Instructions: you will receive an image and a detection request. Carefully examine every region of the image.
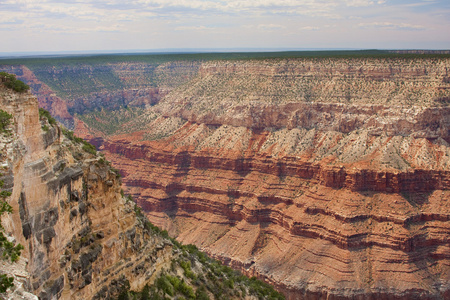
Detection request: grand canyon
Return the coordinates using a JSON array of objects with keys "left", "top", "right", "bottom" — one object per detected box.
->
[{"left": 1, "top": 50, "right": 450, "bottom": 299}]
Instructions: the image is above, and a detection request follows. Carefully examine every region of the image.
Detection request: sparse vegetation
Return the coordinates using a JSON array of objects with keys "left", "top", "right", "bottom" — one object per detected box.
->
[
  {"left": 0, "top": 176, "right": 24, "bottom": 293},
  {"left": 39, "top": 108, "right": 57, "bottom": 125},
  {"left": 76, "top": 107, "right": 146, "bottom": 136},
  {"left": 0, "top": 72, "right": 29, "bottom": 93},
  {"left": 62, "top": 128, "right": 97, "bottom": 156},
  {"left": 120, "top": 196, "right": 285, "bottom": 300},
  {"left": 0, "top": 110, "right": 12, "bottom": 133}
]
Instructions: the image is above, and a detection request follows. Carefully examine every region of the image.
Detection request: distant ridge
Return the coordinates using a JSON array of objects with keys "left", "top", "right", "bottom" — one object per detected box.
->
[
  {"left": 1, "top": 48, "right": 449, "bottom": 59},
  {"left": 388, "top": 50, "right": 450, "bottom": 54}
]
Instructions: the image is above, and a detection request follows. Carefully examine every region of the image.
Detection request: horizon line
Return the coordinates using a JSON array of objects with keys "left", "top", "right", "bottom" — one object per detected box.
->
[{"left": 1, "top": 47, "right": 450, "bottom": 58}]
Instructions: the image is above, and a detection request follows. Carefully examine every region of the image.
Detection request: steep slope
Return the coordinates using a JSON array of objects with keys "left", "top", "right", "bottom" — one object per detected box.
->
[
  {"left": 0, "top": 76, "right": 285, "bottom": 300},
  {"left": 2, "top": 53, "right": 450, "bottom": 299},
  {"left": 0, "top": 81, "right": 177, "bottom": 299},
  {"left": 0, "top": 59, "right": 201, "bottom": 131},
  {"left": 98, "top": 57, "right": 450, "bottom": 299}
]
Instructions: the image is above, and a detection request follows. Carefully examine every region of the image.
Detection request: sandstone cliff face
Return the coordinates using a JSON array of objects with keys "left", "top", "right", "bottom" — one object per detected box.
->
[
  {"left": 101, "top": 122, "right": 450, "bottom": 299},
  {"left": 97, "top": 57, "right": 450, "bottom": 299},
  {"left": 0, "top": 86, "right": 174, "bottom": 299},
  {"left": 3, "top": 55, "right": 450, "bottom": 299}
]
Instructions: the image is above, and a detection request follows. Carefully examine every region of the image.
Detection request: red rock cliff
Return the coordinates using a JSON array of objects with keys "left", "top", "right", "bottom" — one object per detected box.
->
[{"left": 96, "top": 57, "right": 450, "bottom": 299}]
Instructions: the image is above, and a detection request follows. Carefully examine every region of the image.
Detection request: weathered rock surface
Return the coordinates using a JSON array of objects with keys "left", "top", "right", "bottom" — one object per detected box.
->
[
  {"left": 0, "top": 86, "right": 174, "bottom": 299},
  {"left": 102, "top": 122, "right": 450, "bottom": 299},
  {"left": 3, "top": 55, "right": 450, "bottom": 299},
  {"left": 97, "top": 57, "right": 450, "bottom": 299}
]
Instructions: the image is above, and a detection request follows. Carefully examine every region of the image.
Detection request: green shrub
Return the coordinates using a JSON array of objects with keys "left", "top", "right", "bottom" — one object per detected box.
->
[
  {"left": 82, "top": 142, "right": 97, "bottom": 155},
  {"left": 195, "top": 286, "right": 210, "bottom": 300},
  {"left": 0, "top": 191, "right": 11, "bottom": 199},
  {"left": 166, "top": 275, "right": 180, "bottom": 290},
  {"left": 178, "top": 280, "right": 195, "bottom": 299},
  {"left": 62, "top": 128, "right": 84, "bottom": 144},
  {"left": 0, "top": 274, "right": 14, "bottom": 293},
  {"left": 156, "top": 275, "right": 174, "bottom": 296},
  {"left": 0, "top": 72, "right": 30, "bottom": 93},
  {"left": 0, "top": 110, "right": 12, "bottom": 132},
  {"left": 61, "top": 128, "right": 97, "bottom": 155},
  {"left": 110, "top": 166, "right": 121, "bottom": 178},
  {"left": 38, "top": 108, "right": 57, "bottom": 125}
]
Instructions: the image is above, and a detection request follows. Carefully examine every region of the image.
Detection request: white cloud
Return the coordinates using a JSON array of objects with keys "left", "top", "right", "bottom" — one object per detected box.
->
[
  {"left": 257, "top": 23, "right": 286, "bottom": 31},
  {"left": 357, "top": 22, "right": 426, "bottom": 30},
  {"left": 0, "top": 0, "right": 449, "bottom": 51},
  {"left": 0, "top": 0, "right": 342, "bottom": 22},
  {"left": 299, "top": 26, "right": 320, "bottom": 31},
  {"left": 345, "top": 0, "right": 374, "bottom": 7},
  {"left": 175, "top": 25, "right": 209, "bottom": 31}
]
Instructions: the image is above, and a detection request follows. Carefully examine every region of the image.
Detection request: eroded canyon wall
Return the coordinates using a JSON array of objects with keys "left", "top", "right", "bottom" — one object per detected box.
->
[
  {"left": 0, "top": 60, "right": 201, "bottom": 130},
  {"left": 0, "top": 85, "right": 174, "bottom": 299},
  {"left": 2, "top": 54, "right": 450, "bottom": 299},
  {"left": 98, "top": 57, "right": 450, "bottom": 299}
]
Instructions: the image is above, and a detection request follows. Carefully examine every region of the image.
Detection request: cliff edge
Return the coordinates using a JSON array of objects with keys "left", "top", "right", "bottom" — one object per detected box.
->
[{"left": 0, "top": 81, "right": 174, "bottom": 299}]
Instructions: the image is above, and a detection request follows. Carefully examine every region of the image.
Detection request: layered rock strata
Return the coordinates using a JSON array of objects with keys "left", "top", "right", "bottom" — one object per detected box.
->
[
  {"left": 101, "top": 119, "right": 450, "bottom": 299},
  {"left": 3, "top": 55, "right": 450, "bottom": 299},
  {"left": 97, "top": 57, "right": 450, "bottom": 299},
  {"left": 0, "top": 86, "right": 174, "bottom": 299},
  {"left": 0, "top": 61, "right": 201, "bottom": 130}
]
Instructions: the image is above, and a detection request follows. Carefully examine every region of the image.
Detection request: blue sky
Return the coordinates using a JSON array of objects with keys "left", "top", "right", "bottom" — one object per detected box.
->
[{"left": 0, "top": 0, "right": 449, "bottom": 53}]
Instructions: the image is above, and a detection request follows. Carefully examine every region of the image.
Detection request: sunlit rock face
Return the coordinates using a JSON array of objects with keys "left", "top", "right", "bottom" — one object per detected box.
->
[
  {"left": 0, "top": 86, "right": 173, "bottom": 299},
  {"left": 3, "top": 55, "right": 450, "bottom": 299},
  {"left": 99, "top": 57, "right": 450, "bottom": 299}
]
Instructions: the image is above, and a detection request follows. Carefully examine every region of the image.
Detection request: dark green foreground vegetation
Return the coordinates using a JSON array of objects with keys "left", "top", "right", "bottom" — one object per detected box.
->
[
  {"left": 116, "top": 206, "right": 285, "bottom": 300},
  {"left": 0, "top": 72, "right": 29, "bottom": 93}
]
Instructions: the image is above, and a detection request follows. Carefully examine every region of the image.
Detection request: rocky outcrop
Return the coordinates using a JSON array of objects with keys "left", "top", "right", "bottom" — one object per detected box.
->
[
  {"left": 3, "top": 54, "right": 450, "bottom": 299},
  {"left": 92, "top": 56, "right": 450, "bottom": 300},
  {"left": 101, "top": 123, "right": 450, "bottom": 299},
  {"left": 0, "top": 85, "right": 174, "bottom": 299},
  {"left": 0, "top": 65, "right": 74, "bottom": 128}
]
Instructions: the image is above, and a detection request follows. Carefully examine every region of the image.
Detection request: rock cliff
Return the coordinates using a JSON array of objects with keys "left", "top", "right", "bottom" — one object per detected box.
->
[
  {"left": 2, "top": 53, "right": 450, "bottom": 299},
  {"left": 0, "top": 83, "right": 174, "bottom": 299},
  {"left": 101, "top": 121, "right": 450, "bottom": 299},
  {"left": 97, "top": 57, "right": 450, "bottom": 299},
  {"left": 0, "top": 75, "right": 285, "bottom": 300}
]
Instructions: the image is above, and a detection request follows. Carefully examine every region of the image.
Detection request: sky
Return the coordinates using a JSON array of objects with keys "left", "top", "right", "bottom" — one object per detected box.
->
[{"left": 0, "top": 0, "right": 449, "bottom": 54}]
